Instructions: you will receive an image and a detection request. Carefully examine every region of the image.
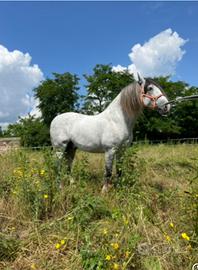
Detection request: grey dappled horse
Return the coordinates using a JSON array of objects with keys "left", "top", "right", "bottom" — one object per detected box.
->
[{"left": 50, "top": 75, "right": 170, "bottom": 192}]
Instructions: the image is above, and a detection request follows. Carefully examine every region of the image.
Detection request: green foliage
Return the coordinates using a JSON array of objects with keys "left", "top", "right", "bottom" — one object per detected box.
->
[
  {"left": 0, "top": 234, "right": 20, "bottom": 262},
  {"left": 4, "top": 115, "right": 50, "bottom": 147},
  {"left": 34, "top": 72, "right": 80, "bottom": 126},
  {"left": 0, "top": 145, "right": 198, "bottom": 269},
  {"left": 72, "top": 153, "right": 91, "bottom": 183},
  {"left": 0, "top": 126, "right": 3, "bottom": 137},
  {"left": 11, "top": 150, "right": 57, "bottom": 219},
  {"left": 73, "top": 194, "right": 111, "bottom": 228},
  {"left": 83, "top": 64, "right": 134, "bottom": 114},
  {"left": 143, "top": 257, "right": 162, "bottom": 270},
  {"left": 118, "top": 146, "right": 143, "bottom": 188}
]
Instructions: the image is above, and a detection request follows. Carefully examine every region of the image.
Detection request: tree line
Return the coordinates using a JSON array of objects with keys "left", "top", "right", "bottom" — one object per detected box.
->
[{"left": 1, "top": 64, "right": 198, "bottom": 146}]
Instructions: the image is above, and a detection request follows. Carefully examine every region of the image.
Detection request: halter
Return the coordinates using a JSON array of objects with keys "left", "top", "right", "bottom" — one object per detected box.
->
[{"left": 141, "top": 86, "right": 164, "bottom": 109}]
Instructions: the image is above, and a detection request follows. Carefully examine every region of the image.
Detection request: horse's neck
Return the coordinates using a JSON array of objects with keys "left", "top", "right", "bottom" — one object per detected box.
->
[{"left": 103, "top": 93, "right": 137, "bottom": 129}]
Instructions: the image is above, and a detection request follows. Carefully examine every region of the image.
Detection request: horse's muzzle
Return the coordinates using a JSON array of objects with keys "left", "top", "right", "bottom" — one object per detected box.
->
[{"left": 158, "top": 104, "right": 171, "bottom": 116}]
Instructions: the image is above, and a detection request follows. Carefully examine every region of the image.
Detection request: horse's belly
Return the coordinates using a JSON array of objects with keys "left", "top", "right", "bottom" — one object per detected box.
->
[
  {"left": 75, "top": 143, "right": 105, "bottom": 153},
  {"left": 71, "top": 125, "right": 104, "bottom": 153}
]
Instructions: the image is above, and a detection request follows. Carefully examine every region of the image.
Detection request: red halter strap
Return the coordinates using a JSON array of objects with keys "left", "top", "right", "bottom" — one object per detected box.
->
[{"left": 141, "top": 89, "right": 164, "bottom": 109}]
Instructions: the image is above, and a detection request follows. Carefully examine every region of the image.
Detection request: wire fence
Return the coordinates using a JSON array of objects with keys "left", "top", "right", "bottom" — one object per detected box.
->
[
  {"left": 0, "top": 137, "right": 197, "bottom": 153},
  {"left": 133, "top": 137, "right": 198, "bottom": 145}
]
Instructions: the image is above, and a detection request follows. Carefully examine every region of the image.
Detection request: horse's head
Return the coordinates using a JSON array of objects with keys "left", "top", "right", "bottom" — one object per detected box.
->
[{"left": 137, "top": 74, "right": 170, "bottom": 115}]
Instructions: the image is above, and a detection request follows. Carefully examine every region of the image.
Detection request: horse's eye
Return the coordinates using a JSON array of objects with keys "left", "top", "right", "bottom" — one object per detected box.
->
[{"left": 148, "top": 86, "right": 153, "bottom": 91}]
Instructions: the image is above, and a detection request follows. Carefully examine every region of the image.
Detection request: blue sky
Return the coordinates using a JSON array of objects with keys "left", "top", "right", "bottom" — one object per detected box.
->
[{"left": 0, "top": 1, "right": 198, "bottom": 124}]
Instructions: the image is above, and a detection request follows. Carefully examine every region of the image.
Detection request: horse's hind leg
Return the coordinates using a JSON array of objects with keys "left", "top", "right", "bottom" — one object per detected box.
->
[
  {"left": 64, "top": 141, "right": 76, "bottom": 173},
  {"left": 58, "top": 141, "right": 76, "bottom": 189}
]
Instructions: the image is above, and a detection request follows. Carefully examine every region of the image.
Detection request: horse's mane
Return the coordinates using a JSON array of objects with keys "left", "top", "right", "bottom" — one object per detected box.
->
[{"left": 120, "top": 81, "right": 143, "bottom": 117}]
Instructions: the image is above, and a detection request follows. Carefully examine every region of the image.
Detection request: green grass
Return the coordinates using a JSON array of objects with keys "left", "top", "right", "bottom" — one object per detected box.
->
[{"left": 0, "top": 144, "right": 197, "bottom": 270}]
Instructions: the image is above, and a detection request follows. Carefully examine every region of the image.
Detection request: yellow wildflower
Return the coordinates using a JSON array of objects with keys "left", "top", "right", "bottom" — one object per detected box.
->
[
  {"left": 43, "top": 194, "right": 48, "bottom": 199},
  {"left": 40, "top": 169, "right": 45, "bottom": 176},
  {"left": 111, "top": 243, "right": 119, "bottom": 250},
  {"left": 123, "top": 216, "right": 129, "bottom": 225},
  {"left": 31, "top": 263, "right": 36, "bottom": 269},
  {"left": 105, "top": 255, "right": 111, "bottom": 261},
  {"left": 60, "top": 239, "right": 65, "bottom": 245},
  {"left": 103, "top": 228, "right": 108, "bottom": 235},
  {"left": 164, "top": 234, "right": 171, "bottom": 242},
  {"left": 170, "top": 222, "right": 174, "bottom": 228},
  {"left": 113, "top": 263, "right": 119, "bottom": 270},
  {"left": 181, "top": 232, "right": 190, "bottom": 241},
  {"left": 55, "top": 243, "right": 61, "bottom": 249},
  {"left": 14, "top": 168, "right": 23, "bottom": 178},
  {"left": 125, "top": 250, "right": 130, "bottom": 258}
]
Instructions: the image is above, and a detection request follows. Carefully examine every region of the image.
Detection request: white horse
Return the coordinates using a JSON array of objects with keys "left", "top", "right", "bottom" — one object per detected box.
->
[{"left": 50, "top": 76, "right": 170, "bottom": 192}]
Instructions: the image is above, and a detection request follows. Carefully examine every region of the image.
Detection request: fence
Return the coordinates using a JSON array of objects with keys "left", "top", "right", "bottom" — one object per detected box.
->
[
  {"left": 133, "top": 137, "right": 198, "bottom": 145},
  {"left": 1, "top": 137, "right": 198, "bottom": 153}
]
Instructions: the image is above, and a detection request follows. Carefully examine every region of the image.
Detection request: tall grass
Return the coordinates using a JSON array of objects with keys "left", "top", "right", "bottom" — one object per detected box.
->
[{"left": 0, "top": 144, "right": 197, "bottom": 270}]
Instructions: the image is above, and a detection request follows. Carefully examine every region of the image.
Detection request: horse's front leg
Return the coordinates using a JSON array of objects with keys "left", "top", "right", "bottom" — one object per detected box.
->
[{"left": 101, "top": 148, "right": 116, "bottom": 193}]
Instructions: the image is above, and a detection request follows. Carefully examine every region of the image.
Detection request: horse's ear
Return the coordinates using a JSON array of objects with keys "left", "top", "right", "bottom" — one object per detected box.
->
[{"left": 137, "top": 72, "right": 144, "bottom": 86}]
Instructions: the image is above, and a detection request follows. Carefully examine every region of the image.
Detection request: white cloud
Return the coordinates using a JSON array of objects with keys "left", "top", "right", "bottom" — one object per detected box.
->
[
  {"left": 112, "top": 64, "right": 127, "bottom": 73},
  {"left": 0, "top": 45, "right": 44, "bottom": 126},
  {"left": 113, "top": 29, "right": 188, "bottom": 78}
]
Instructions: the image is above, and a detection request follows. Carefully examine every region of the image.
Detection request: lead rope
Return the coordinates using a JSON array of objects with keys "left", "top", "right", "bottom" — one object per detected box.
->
[{"left": 164, "top": 95, "right": 198, "bottom": 106}]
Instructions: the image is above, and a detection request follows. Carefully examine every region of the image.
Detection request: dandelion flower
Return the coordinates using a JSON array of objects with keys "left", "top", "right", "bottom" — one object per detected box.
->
[
  {"left": 55, "top": 243, "right": 61, "bottom": 249},
  {"left": 181, "top": 232, "right": 190, "bottom": 241},
  {"left": 43, "top": 194, "right": 48, "bottom": 199},
  {"left": 111, "top": 243, "right": 119, "bottom": 250},
  {"left": 105, "top": 255, "right": 111, "bottom": 261}
]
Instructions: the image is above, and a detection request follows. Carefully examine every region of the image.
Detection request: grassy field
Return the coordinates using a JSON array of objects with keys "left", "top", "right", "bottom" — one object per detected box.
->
[{"left": 0, "top": 144, "right": 197, "bottom": 270}]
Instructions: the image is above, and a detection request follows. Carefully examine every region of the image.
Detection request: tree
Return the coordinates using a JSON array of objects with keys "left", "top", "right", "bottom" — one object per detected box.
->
[
  {"left": 82, "top": 64, "right": 134, "bottom": 114},
  {"left": 5, "top": 116, "right": 50, "bottom": 147},
  {"left": 34, "top": 72, "right": 80, "bottom": 126}
]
